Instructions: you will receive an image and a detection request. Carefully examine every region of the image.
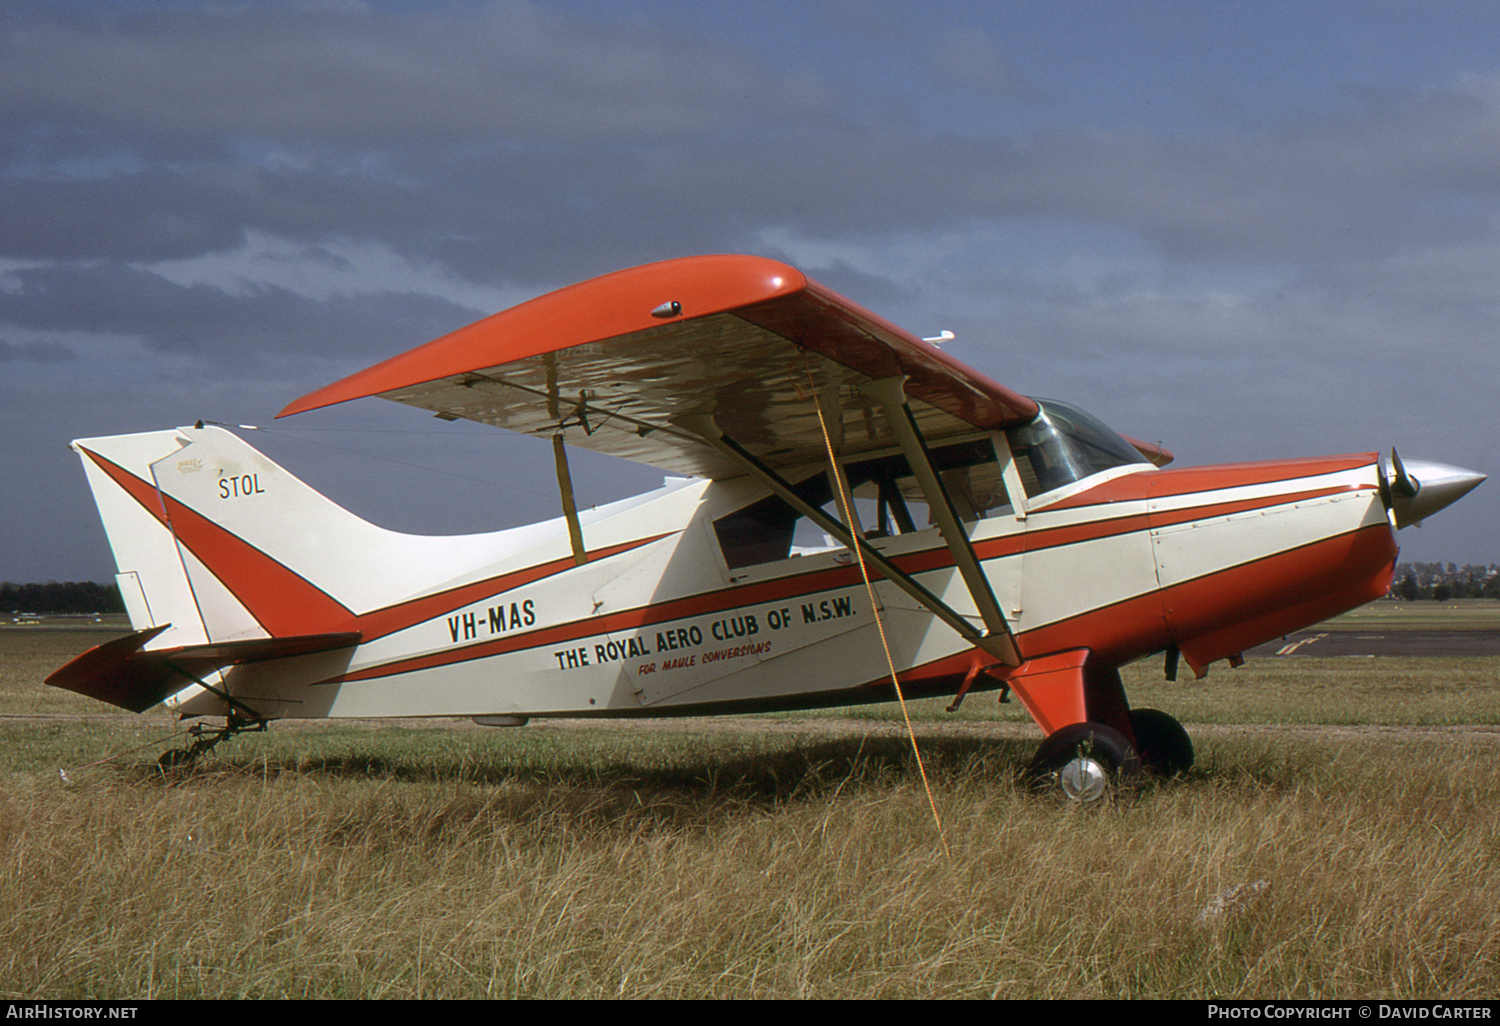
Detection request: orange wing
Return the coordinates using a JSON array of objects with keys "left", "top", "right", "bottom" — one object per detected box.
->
[{"left": 279, "top": 255, "right": 1052, "bottom": 477}]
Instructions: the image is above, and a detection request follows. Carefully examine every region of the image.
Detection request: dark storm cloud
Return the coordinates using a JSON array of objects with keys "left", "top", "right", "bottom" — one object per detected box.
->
[
  {"left": 7, "top": 0, "right": 1500, "bottom": 287},
  {"left": 1, "top": 172, "right": 248, "bottom": 263},
  {"left": 0, "top": 1, "right": 834, "bottom": 145},
  {"left": 926, "top": 29, "right": 1036, "bottom": 99},
  {"left": 0, "top": 263, "right": 482, "bottom": 360},
  {"left": 0, "top": 0, "right": 843, "bottom": 279},
  {"left": 0, "top": 337, "right": 75, "bottom": 362},
  {"left": 0, "top": 161, "right": 430, "bottom": 264},
  {"left": 403, "top": 84, "right": 1500, "bottom": 284}
]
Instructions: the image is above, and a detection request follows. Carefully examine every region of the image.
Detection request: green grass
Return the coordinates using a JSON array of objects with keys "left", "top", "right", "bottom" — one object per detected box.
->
[
  {"left": 4, "top": 721, "right": 1499, "bottom": 998},
  {"left": 0, "top": 625, "right": 136, "bottom": 716},
  {"left": 1323, "top": 598, "right": 1500, "bottom": 631},
  {"left": 1120, "top": 657, "right": 1500, "bottom": 726}
]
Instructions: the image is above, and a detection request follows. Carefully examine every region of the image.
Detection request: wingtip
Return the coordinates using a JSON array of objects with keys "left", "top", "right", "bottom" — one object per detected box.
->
[
  {"left": 275, "top": 393, "right": 326, "bottom": 419},
  {"left": 276, "top": 254, "right": 810, "bottom": 421}
]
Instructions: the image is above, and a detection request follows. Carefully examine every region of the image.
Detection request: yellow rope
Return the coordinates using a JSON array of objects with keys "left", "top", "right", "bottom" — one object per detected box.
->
[{"left": 802, "top": 356, "right": 950, "bottom": 858}]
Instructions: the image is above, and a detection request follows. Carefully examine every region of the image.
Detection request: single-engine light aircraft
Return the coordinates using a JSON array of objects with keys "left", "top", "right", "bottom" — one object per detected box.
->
[{"left": 50, "top": 255, "right": 1485, "bottom": 798}]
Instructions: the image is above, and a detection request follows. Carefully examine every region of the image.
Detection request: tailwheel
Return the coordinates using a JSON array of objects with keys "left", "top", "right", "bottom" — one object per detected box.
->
[
  {"left": 1028, "top": 722, "right": 1142, "bottom": 803},
  {"left": 1129, "top": 708, "right": 1194, "bottom": 778}
]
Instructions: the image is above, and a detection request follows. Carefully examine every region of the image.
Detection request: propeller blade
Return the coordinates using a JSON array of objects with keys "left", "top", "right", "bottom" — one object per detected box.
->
[{"left": 1389, "top": 448, "right": 1418, "bottom": 498}]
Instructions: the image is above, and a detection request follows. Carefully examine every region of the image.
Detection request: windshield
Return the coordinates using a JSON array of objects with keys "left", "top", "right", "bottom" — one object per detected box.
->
[{"left": 1005, "top": 399, "right": 1149, "bottom": 497}]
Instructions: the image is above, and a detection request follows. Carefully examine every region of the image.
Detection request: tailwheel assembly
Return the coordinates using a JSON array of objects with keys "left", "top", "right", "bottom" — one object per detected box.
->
[
  {"left": 157, "top": 715, "right": 267, "bottom": 771},
  {"left": 1028, "top": 722, "right": 1142, "bottom": 803}
]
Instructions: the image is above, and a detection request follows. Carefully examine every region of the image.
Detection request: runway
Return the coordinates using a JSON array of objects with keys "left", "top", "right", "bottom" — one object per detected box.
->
[{"left": 1247, "top": 630, "right": 1500, "bottom": 657}]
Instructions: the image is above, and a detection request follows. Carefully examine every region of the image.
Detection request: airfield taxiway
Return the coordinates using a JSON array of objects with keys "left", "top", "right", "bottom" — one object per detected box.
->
[{"left": 1247, "top": 629, "right": 1500, "bottom": 657}]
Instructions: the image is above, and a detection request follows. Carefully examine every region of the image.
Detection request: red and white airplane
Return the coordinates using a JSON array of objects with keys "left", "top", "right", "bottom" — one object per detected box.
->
[{"left": 49, "top": 255, "right": 1484, "bottom": 797}]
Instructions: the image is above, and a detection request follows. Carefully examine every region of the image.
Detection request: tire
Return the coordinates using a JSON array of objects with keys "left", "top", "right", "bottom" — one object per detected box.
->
[
  {"left": 1028, "top": 722, "right": 1142, "bottom": 803},
  {"left": 157, "top": 748, "right": 192, "bottom": 770},
  {"left": 1129, "top": 708, "right": 1194, "bottom": 778}
]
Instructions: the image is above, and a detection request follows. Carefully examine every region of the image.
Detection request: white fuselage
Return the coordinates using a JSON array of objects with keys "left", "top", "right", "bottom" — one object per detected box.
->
[{"left": 171, "top": 439, "right": 1393, "bottom": 722}]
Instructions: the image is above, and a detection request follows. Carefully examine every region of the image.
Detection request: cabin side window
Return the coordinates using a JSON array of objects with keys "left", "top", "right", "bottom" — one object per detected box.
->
[{"left": 713, "top": 438, "right": 1012, "bottom": 570}]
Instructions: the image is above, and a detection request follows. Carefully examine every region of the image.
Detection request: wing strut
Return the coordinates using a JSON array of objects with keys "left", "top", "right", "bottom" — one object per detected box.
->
[
  {"left": 861, "top": 376, "right": 1021, "bottom": 665},
  {"left": 677, "top": 413, "right": 1018, "bottom": 665},
  {"left": 552, "top": 434, "right": 589, "bottom": 565}
]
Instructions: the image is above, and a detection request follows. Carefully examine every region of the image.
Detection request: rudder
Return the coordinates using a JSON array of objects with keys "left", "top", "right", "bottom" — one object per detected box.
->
[{"left": 74, "top": 428, "right": 212, "bottom": 651}]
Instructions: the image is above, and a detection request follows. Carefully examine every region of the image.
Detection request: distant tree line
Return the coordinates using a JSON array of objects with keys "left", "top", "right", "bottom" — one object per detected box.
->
[
  {"left": 2, "top": 565, "right": 1494, "bottom": 613},
  {"left": 1391, "top": 563, "right": 1500, "bottom": 602},
  {"left": 1, "top": 581, "right": 125, "bottom": 615}
]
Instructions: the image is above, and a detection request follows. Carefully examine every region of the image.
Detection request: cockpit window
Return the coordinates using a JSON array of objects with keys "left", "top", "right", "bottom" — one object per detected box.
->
[{"left": 1005, "top": 399, "right": 1150, "bottom": 497}]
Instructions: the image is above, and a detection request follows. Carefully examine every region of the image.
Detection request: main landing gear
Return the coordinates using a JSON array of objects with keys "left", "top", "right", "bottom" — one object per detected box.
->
[
  {"left": 1027, "top": 708, "right": 1194, "bottom": 803},
  {"left": 1029, "top": 722, "right": 1141, "bottom": 802},
  {"left": 1128, "top": 707, "right": 1195, "bottom": 778}
]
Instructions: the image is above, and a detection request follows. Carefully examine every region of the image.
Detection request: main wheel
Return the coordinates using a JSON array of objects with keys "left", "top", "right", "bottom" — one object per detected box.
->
[
  {"left": 1129, "top": 708, "right": 1194, "bottom": 777},
  {"left": 1028, "top": 722, "right": 1142, "bottom": 803}
]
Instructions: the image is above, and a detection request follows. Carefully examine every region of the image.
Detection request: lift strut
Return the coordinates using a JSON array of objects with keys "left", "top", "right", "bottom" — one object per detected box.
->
[{"left": 679, "top": 389, "right": 1021, "bottom": 666}]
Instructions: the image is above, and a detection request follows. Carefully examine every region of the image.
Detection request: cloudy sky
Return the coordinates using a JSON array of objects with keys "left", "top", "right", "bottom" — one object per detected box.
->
[{"left": 4, "top": 0, "right": 1497, "bottom": 584}]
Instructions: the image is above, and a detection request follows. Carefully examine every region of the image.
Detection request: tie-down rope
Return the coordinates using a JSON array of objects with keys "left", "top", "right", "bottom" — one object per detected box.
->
[{"left": 801, "top": 355, "right": 950, "bottom": 858}]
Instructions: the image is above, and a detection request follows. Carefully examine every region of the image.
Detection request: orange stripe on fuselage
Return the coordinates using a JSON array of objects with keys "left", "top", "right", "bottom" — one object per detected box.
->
[
  {"left": 326, "top": 472, "right": 1381, "bottom": 683},
  {"left": 79, "top": 446, "right": 671, "bottom": 641},
  {"left": 1042, "top": 453, "right": 1377, "bottom": 512},
  {"left": 85, "top": 441, "right": 1386, "bottom": 690}
]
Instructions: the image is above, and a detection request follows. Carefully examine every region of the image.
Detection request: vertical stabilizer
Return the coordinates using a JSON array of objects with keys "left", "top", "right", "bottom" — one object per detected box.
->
[
  {"left": 61, "top": 425, "right": 383, "bottom": 715},
  {"left": 73, "top": 424, "right": 508, "bottom": 649},
  {"left": 73, "top": 425, "right": 380, "bottom": 647}
]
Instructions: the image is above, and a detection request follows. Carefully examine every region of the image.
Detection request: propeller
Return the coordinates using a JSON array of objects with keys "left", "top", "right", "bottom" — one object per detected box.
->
[{"left": 1382, "top": 448, "right": 1486, "bottom": 529}]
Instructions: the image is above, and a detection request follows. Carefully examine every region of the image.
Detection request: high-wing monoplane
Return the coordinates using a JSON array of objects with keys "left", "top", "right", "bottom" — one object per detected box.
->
[{"left": 49, "top": 255, "right": 1485, "bottom": 798}]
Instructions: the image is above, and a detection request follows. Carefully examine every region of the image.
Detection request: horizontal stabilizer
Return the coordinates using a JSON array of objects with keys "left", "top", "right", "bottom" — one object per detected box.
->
[{"left": 46, "top": 627, "right": 362, "bottom": 714}]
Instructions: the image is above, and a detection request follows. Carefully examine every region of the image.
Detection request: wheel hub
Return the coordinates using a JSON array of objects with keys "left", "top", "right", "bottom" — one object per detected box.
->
[{"left": 1058, "top": 755, "right": 1109, "bottom": 802}]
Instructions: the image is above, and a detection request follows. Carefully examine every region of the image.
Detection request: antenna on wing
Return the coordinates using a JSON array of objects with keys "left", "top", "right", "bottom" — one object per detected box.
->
[{"left": 922, "top": 330, "right": 955, "bottom": 345}]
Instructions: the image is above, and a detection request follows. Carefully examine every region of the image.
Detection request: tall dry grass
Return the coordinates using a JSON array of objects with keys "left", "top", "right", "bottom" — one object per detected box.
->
[
  {"left": 6, "top": 627, "right": 1500, "bottom": 998},
  {"left": 2, "top": 723, "right": 1498, "bottom": 999}
]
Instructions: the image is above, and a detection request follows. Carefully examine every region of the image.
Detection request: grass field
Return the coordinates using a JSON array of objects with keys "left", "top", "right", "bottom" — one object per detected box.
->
[
  {"left": 1322, "top": 598, "right": 1500, "bottom": 631},
  {"left": 3, "top": 623, "right": 1499, "bottom": 999}
]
